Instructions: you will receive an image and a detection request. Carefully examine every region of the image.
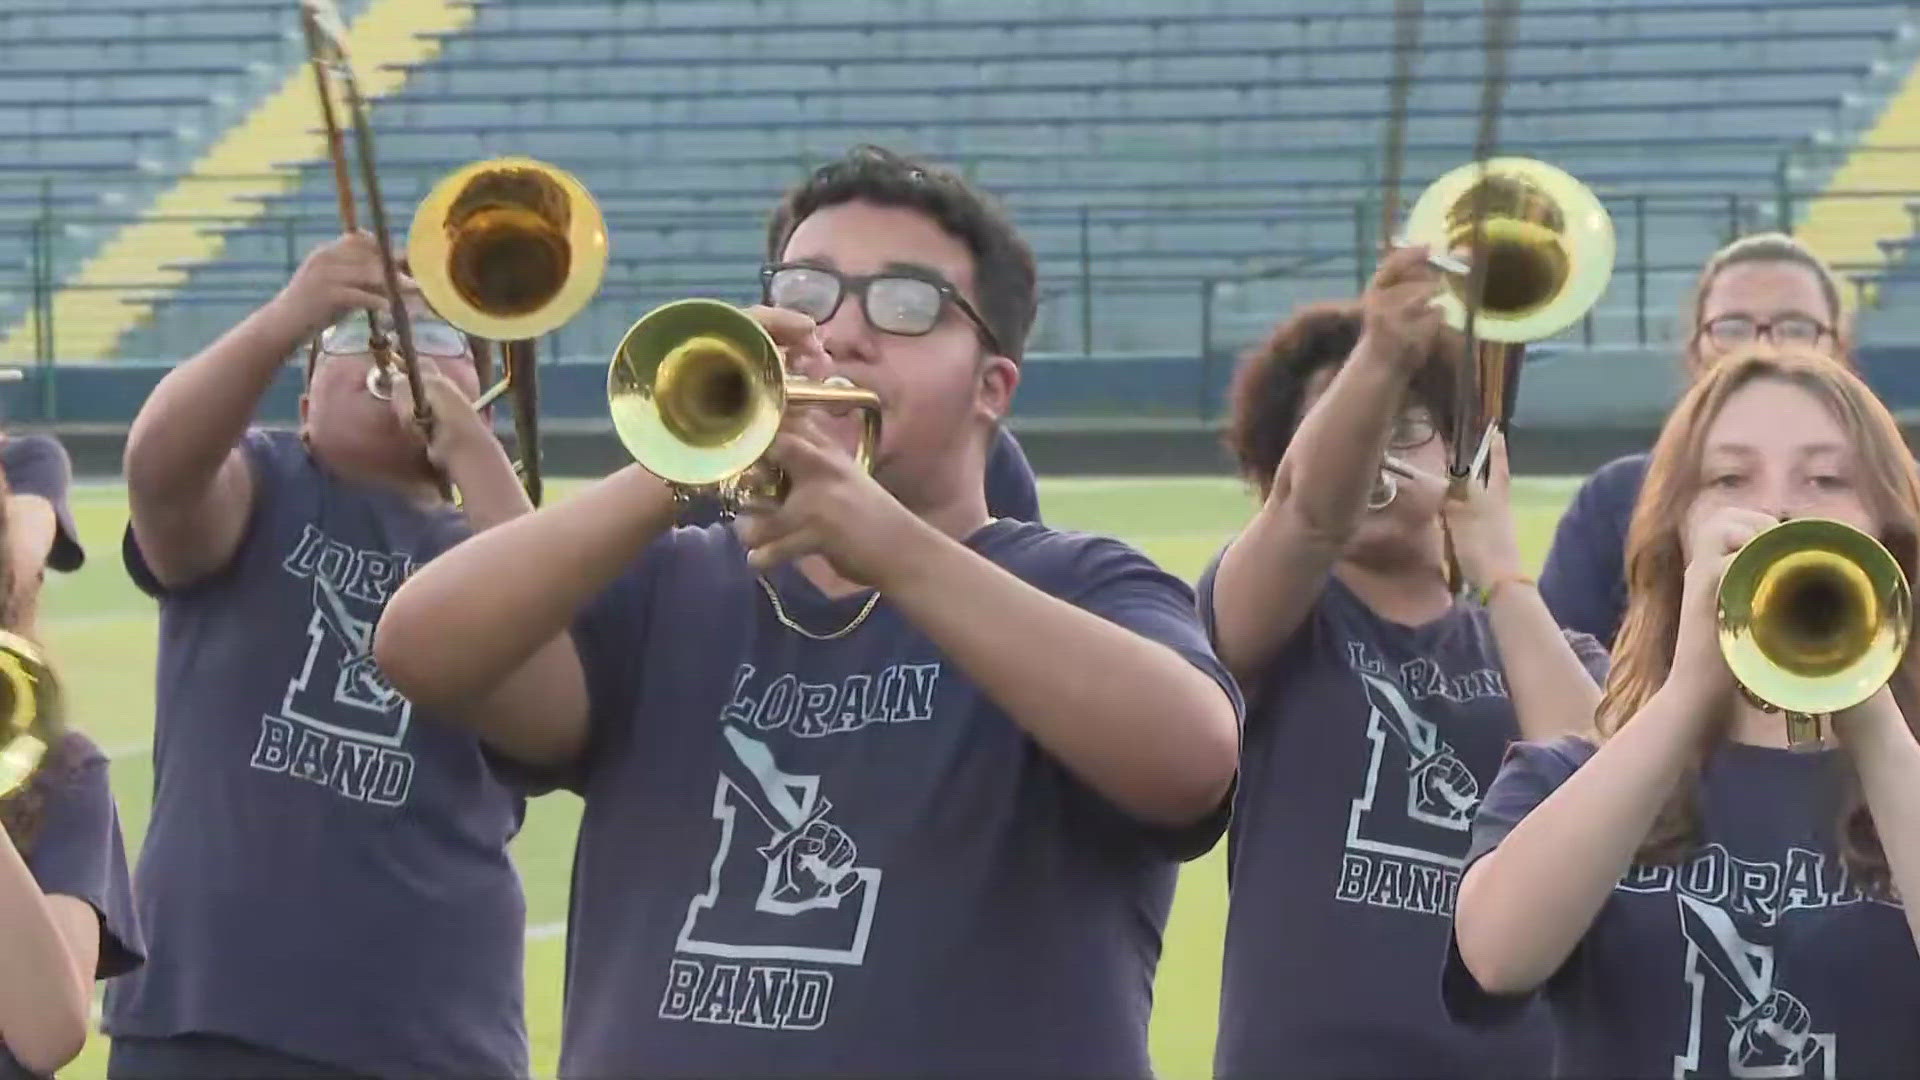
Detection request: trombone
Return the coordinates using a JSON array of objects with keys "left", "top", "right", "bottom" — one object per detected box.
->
[
  {"left": 607, "top": 299, "right": 882, "bottom": 511},
  {"left": 299, "top": 0, "right": 427, "bottom": 429},
  {"left": 1399, "top": 156, "right": 1616, "bottom": 490},
  {"left": 1717, "top": 517, "right": 1911, "bottom": 752},
  {"left": 0, "top": 631, "right": 60, "bottom": 802},
  {"left": 300, "top": 0, "right": 606, "bottom": 506},
  {"left": 406, "top": 156, "right": 607, "bottom": 507}
]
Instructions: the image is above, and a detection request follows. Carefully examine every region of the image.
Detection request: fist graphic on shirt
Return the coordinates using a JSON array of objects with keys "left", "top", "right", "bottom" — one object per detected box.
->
[
  {"left": 1409, "top": 752, "right": 1481, "bottom": 826},
  {"left": 772, "top": 820, "right": 861, "bottom": 905},
  {"left": 1734, "top": 989, "right": 1817, "bottom": 1071},
  {"left": 343, "top": 655, "right": 404, "bottom": 714}
]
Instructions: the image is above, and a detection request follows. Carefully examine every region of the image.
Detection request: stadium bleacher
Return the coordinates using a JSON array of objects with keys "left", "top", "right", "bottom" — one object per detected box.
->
[
  {"left": 0, "top": 0, "right": 374, "bottom": 351},
  {"left": 6, "top": 0, "right": 1920, "bottom": 426}
]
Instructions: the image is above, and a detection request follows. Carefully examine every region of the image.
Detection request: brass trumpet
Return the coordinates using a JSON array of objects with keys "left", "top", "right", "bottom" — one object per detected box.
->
[
  {"left": 608, "top": 299, "right": 882, "bottom": 510},
  {"left": 1400, "top": 157, "right": 1615, "bottom": 483},
  {"left": 1717, "top": 517, "right": 1911, "bottom": 752},
  {"left": 0, "top": 631, "right": 60, "bottom": 801}
]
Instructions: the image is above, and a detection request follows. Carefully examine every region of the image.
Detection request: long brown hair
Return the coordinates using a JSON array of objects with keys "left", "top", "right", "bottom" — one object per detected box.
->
[{"left": 1598, "top": 347, "right": 1920, "bottom": 896}]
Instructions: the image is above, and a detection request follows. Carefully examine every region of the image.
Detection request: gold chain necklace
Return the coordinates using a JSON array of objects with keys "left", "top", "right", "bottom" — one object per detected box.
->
[{"left": 756, "top": 575, "right": 880, "bottom": 641}]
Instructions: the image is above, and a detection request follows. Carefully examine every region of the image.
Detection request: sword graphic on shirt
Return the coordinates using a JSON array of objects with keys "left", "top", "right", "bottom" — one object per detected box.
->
[
  {"left": 663, "top": 724, "right": 884, "bottom": 1031},
  {"left": 251, "top": 537, "right": 417, "bottom": 806},
  {"left": 311, "top": 576, "right": 403, "bottom": 714},
  {"left": 718, "top": 725, "right": 865, "bottom": 911},
  {"left": 672, "top": 723, "right": 881, "bottom": 959},
  {"left": 1358, "top": 670, "right": 1480, "bottom": 829},
  {"left": 1673, "top": 893, "right": 1835, "bottom": 1079}
]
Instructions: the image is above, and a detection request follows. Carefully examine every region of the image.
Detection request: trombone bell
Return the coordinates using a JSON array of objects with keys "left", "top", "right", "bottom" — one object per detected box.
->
[
  {"left": 1716, "top": 518, "right": 1911, "bottom": 751},
  {"left": 1402, "top": 156, "right": 1616, "bottom": 344},
  {"left": 408, "top": 157, "right": 608, "bottom": 343},
  {"left": 608, "top": 299, "right": 882, "bottom": 507}
]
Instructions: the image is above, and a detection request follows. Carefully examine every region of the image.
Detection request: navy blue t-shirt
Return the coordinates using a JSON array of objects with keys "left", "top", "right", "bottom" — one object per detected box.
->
[
  {"left": 1, "top": 434, "right": 85, "bottom": 573},
  {"left": 1538, "top": 452, "right": 1649, "bottom": 649},
  {"left": 103, "top": 430, "right": 530, "bottom": 1079},
  {"left": 1199, "top": 553, "right": 1608, "bottom": 1079},
  {"left": 1445, "top": 735, "right": 1920, "bottom": 1078},
  {"left": 1, "top": 734, "right": 143, "bottom": 1080},
  {"left": 543, "top": 519, "right": 1239, "bottom": 1079},
  {"left": 981, "top": 424, "right": 1043, "bottom": 523}
]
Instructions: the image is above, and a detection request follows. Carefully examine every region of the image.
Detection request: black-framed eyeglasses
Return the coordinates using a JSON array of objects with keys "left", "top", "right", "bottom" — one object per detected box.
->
[
  {"left": 1388, "top": 411, "right": 1438, "bottom": 451},
  {"left": 761, "top": 263, "right": 1006, "bottom": 357},
  {"left": 1699, "top": 313, "right": 1832, "bottom": 350}
]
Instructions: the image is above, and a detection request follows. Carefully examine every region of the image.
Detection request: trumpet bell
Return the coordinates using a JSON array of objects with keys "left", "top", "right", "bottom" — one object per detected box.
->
[
  {"left": 407, "top": 156, "right": 608, "bottom": 342},
  {"left": 607, "top": 299, "right": 883, "bottom": 507},
  {"left": 0, "top": 631, "right": 55, "bottom": 801},
  {"left": 1402, "top": 156, "right": 1615, "bottom": 344},
  {"left": 1717, "top": 518, "right": 1911, "bottom": 721},
  {"left": 609, "top": 299, "right": 787, "bottom": 488}
]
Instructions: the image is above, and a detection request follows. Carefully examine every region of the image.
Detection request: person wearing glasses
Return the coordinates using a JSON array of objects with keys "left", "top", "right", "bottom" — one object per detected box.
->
[
  {"left": 1200, "top": 257, "right": 1607, "bottom": 1079},
  {"left": 372, "top": 144, "right": 1243, "bottom": 1079},
  {"left": 675, "top": 259, "right": 1043, "bottom": 529},
  {"left": 1538, "top": 233, "right": 1850, "bottom": 648},
  {"left": 103, "top": 235, "right": 536, "bottom": 1079}
]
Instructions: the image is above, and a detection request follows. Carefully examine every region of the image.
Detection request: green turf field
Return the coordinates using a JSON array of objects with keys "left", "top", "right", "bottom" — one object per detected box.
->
[{"left": 49, "top": 473, "right": 1585, "bottom": 1080}]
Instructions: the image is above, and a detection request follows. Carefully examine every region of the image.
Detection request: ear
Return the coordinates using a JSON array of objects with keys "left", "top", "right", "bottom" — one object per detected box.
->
[
  {"left": 975, "top": 355, "right": 1020, "bottom": 426},
  {"left": 298, "top": 391, "right": 312, "bottom": 428}
]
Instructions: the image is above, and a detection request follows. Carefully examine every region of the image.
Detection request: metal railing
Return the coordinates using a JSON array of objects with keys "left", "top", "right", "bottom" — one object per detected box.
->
[{"left": 5, "top": 145, "right": 1920, "bottom": 420}]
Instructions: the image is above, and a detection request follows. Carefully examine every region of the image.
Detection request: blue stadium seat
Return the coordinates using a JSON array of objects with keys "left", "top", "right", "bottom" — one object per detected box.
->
[
  {"left": 0, "top": 1, "right": 377, "bottom": 331},
  {"left": 15, "top": 0, "right": 1906, "bottom": 365}
]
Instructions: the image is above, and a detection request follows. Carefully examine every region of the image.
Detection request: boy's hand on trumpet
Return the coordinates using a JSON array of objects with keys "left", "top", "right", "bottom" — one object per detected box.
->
[
  {"left": 734, "top": 410, "right": 916, "bottom": 590},
  {"left": 742, "top": 304, "right": 832, "bottom": 374}
]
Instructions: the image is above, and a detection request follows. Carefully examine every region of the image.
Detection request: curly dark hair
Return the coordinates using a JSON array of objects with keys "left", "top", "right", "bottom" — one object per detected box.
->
[
  {"left": 764, "top": 144, "right": 1038, "bottom": 363},
  {"left": 0, "top": 487, "right": 73, "bottom": 857},
  {"left": 1224, "top": 300, "right": 1465, "bottom": 497}
]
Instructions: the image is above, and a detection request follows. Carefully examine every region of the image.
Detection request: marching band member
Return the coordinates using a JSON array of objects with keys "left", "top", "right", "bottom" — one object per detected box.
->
[
  {"left": 103, "top": 236, "right": 535, "bottom": 1079},
  {"left": 1202, "top": 248, "right": 1608, "bottom": 1079},
  {"left": 1539, "top": 233, "right": 1850, "bottom": 646},
  {"left": 0, "top": 489, "right": 142, "bottom": 1079},
  {"left": 1446, "top": 346, "right": 1920, "bottom": 1076},
  {"left": 374, "top": 145, "right": 1242, "bottom": 1079}
]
